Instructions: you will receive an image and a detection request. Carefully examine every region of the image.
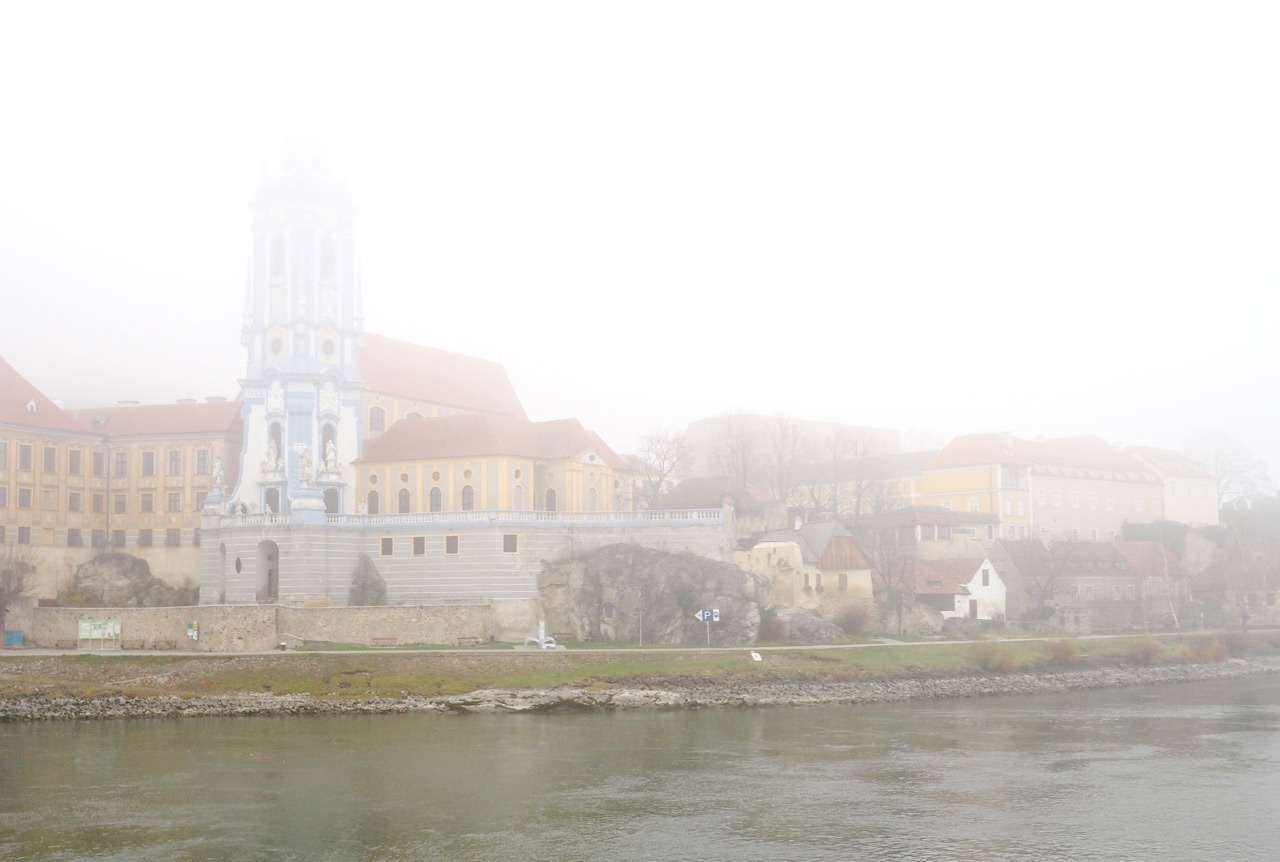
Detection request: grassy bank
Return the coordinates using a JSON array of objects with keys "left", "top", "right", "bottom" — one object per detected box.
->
[{"left": 2, "top": 632, "right": 1276, "bottom": 701}]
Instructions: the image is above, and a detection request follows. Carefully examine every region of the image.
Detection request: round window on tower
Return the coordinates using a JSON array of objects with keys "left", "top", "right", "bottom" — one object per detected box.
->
[
  {"left": 432, "top": 471, "right": 441, "bottom": 481},
  {"left": 369, "top": 474, "right": 378, "bottom": 485},
  {"left": 400, "top": 472, "right": 409, "bottom": 483}
]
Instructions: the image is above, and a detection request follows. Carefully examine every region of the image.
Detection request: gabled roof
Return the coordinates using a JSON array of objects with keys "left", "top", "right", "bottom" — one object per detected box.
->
[
  {"left": 912, "top": 558, "right": 990, "bottom": 595},
  {"left": 0, "top": 356, "right": 88, "bottom": 433},
  {"left": 360, "top": 333, "right": 526, "bottom": 419},
  {"left": 74, "top": 400, "right": 244, "bottom": 437},
  {"left": 756, "top": 520, "right": 872, "bottom": 569},
  {"left": 355, "top": 413, "right": 626, "bottom": 467}
]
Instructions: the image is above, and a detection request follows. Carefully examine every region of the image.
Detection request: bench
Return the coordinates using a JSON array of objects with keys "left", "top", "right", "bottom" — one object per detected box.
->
[
  {"left": 121, "top": 640, "right": 146, "bottom": 650},
  {"left": 152, "top": 640, "right": 177, "bottom": 651},
  {"left": 56, "top": 639, "right": 78, "bottom": 650},
  {"left": 370, "top": 637, "right": 398, "bottom": 648},
  {"left": 456, "top": 636, "right": 484, "bottom": 646}
]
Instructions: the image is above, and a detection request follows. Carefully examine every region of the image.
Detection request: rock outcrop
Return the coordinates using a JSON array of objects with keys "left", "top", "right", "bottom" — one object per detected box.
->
[{"left": 65, "top": 553, "right": 198, "bottom": 607}]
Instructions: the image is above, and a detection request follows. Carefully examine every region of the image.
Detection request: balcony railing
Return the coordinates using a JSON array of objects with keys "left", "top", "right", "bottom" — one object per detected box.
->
[{"left": 324, "top": 508, "right": 724, "bottom": 527}]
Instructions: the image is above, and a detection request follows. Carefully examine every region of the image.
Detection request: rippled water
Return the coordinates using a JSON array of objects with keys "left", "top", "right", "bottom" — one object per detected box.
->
[{"left": 2, "top": 675, "right": 1278, "bottom": 861}]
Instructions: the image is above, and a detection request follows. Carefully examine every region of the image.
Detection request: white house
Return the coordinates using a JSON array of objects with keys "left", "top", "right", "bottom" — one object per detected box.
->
[{"left": 912, "top": 557, "right": 1006, "bottom": 620}]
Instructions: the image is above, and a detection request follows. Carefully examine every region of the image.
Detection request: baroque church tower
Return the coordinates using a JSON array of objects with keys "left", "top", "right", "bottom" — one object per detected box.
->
[{"left": 231, "top": 141, "right": 363, "bottom": 515}]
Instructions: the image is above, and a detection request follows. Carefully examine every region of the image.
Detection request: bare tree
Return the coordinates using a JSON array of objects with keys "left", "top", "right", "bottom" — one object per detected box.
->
[
  {"left": 863, "top": 527, "right": 916, "bottom": 635},
  {"left": 712, "top": 415, "right": 762, "bottom": 488},
  {"left": 0, "top": 543, "right": 42, "bottom": 635},
  {"left": 1187, "top": 432, "right": 1273, "bottom": 510},
  {"left": 763, "top": 413, "right": 802, "bottom": 504},
  {"left": 635, "top": 429, "right": 687, "bottom": 509}
]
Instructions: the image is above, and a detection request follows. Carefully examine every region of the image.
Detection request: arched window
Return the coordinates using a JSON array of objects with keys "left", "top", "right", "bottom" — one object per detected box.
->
[
  {"left": 429, "top": 487, "right": 441, "bottom": 512},
  {"left": 398, "top": 488, "right": 411, "bottom": 514},
  {"left": 588, "top": 487, "right": 597, "bottom": 512},
  {"left": 369, "top": 406, "right": 385, "bottom": 433},
  {"left": 545, "top": 488, "right": 556, "bottom": 512},
  {"left": 514, "top": 484, "right": 523, "bottom": 510},
  {"left": 367, "top": 489, "right": 380, "bottom": 515},
  {"left": 461, "top": 485, "right": 475, "bottom": 511}
]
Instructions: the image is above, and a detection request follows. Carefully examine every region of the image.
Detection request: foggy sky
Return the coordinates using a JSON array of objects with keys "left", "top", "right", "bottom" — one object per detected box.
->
[{"left": 1, "top": 3, "right": 1277, "bottom": 476}]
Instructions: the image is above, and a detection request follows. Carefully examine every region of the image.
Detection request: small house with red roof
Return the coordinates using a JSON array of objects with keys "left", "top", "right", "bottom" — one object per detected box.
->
[{"left": 911, "top": 557, "right": 1006, "bottom": 620}]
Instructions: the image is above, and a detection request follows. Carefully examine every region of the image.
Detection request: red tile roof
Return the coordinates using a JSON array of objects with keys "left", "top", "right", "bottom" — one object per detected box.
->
[
  {"left": 927, "top": 433, "right": 1030, "bottom": 469},
  {"left": 927, "top": 432, "right": 1157, "bottom": 483},
  {"left": 73, "top": 400, "right": 244, "bottom": 437},
  {"left": 356, "top": 413, "right": 626, "bottom": 467},
  {"left": 0, "top": 356, "right": 89, "bottom": 433},
  {"left": 912, "top": 558, "right": 988, "bottom": 594},
  {"left": 1124, "top": 445, "right": 1215, "bottom": 480},
  {"left": 361, "top": 333, "right": 526, "bottom": 419}
]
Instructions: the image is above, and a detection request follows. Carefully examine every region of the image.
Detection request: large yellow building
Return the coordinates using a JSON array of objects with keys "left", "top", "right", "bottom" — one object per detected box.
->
[{"left": 908, "top": 433, "right": 1218, "bottom": 542}]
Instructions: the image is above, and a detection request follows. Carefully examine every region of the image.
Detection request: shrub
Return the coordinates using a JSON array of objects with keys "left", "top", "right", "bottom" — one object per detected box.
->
[
  {"left": 757, "top": 608, "right": 786, "bottom": 643},
  {"left": 970, "top": 640, "right": 1017, "bottom": 673},
  {"left": 834, "top": 605, "right": 870, "bottom": 637},
  {"left": 1043, "top": 639, "right": 1080, "bottom": 668},
  {"left": 1125, "top": 639, "right": 1165, "bottom": 666},
  {"left": 1222, "top": 632, "right": 1251, "bottom": 657},
  {"left": 1177, "top": 638, "right": 1228, "bottom": 665}
]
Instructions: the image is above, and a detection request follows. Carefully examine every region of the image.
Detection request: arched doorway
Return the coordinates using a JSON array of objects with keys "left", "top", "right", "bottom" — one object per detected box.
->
[
  {"left": 398, "top": 488, "right": 411, "bottom": 513},
  {"left": 367, "top": 489, "right": 380, "bottom": 515},
  {"left": 264, "top": 487, "right": 280, "bottom": 515},
  {"left": 256, "top": 540, "right": 279, "bottom": 603},
  {"left": 545, "top": 488, "right": 557, "bottom": 512}
]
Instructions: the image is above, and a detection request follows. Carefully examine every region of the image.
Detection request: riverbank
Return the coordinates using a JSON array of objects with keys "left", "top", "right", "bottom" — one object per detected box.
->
[{"left": 1, "top": 653, "right": 1276, "bottom": 721}]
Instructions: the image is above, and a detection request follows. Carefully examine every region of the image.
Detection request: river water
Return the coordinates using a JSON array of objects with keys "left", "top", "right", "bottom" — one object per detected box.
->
[{"left": 2, "top": 675, "right": 1278, "bottom": 861}]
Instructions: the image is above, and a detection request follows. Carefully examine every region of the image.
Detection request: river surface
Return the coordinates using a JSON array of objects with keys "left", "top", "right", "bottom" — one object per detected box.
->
[{"left": 2, "top": 675, "right": 1279, "bottom": 861}]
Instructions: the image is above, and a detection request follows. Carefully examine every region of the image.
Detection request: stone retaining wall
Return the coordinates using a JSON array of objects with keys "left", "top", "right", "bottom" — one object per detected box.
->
[{"left": 23, "top": 602, "right": 521, "bottom": 652}]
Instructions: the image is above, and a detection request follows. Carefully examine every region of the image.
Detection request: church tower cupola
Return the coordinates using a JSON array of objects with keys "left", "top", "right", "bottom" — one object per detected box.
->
[{"left": 229, "top": 137, "right": 365, "bottom": 517}]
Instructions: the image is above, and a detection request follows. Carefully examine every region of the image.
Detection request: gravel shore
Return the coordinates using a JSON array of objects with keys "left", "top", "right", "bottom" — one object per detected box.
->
[{"left": 2, "top": 658, "right": 1274, "bottom": 721}]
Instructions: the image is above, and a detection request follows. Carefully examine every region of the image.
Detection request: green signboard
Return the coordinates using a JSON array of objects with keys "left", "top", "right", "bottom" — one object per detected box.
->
[{"left": 77, "top": 619, "right": 121, "bottom": 640}]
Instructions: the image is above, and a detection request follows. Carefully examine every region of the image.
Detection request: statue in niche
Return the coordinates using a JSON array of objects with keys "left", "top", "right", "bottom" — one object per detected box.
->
[
  {"left": 261, "top": 438, "right": 282, "bottom": 475},
  {"left": 211, "top": 458, "right": 225, "bottom": 492},
  {"left": 324, "top": 438, "right": 339, "bottom": 472},
  {"left": 358, "top": 497, "right": 367, "bottom": 515},
  {"left": 298, "top": 445, "right": 314, "bottom": 486}
]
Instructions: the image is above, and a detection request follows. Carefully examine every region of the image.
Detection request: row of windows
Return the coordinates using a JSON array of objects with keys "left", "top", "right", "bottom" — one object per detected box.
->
[
  {"left": 1067, "top": 583, "right": 1137, "bottom": 601},
  {"left": 1, "top": 488, "right": 208, "bottom": 513},
  {"left": 1036, "top": 488, "right": 1163, "bottom": 513},
  {"left": 378, "top": 533, "right": 519, "bottom": 557},
  {"left": 0, "top": 526, "right": 199, "bottom": 548},
  {"left": 0, "top": 444, "right": 213, "bottom": 478},
  {"left": 801, "top": 572, "right": 853, "bottom": 591}
]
